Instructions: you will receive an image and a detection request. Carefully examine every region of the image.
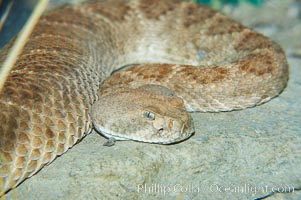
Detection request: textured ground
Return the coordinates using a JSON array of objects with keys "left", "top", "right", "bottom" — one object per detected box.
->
[{"left": 1, "top": 0, "right": 301, "bottom": 199}]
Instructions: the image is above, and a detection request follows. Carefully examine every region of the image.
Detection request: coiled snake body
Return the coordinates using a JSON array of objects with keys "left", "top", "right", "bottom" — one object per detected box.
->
[{"left": 0, "top": 0, "right": 288, "bottom": 195}]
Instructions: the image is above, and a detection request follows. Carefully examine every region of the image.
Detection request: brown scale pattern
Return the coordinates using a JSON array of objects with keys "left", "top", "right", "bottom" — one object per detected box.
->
[
  {"left": 0, "top": 4, "right": 105, "bottom": 194},
  {"left": 0, "top": 0, "right": 289, "bottom": 196},
  {"left": 87, "top": 2, "right": 131, "bottom": 21},
  {"left": 182, "top": 3, "right": 217, "bottom": 28},
  {"left": 234, "top": 30, "right": 275, "bottom": 51},
  {"left": 138, "top": 0, "right": 180, "bottom": 19},
  {"left": 205, "top": 14, "right": 246, "bottom": 35},
  {"left": 238, "top": 51, "right": 276, "bottom": 76}
]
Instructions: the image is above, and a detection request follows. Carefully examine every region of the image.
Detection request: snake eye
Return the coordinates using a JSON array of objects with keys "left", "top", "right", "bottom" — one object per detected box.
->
[{"left": 143, "top": 111, "right": 155, "bottom": 120}]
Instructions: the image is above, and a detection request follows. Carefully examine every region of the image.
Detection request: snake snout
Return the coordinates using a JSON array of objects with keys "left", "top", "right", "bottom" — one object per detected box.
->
[{"left": 169, "top": 119, "right": 189, "bottom": 139}]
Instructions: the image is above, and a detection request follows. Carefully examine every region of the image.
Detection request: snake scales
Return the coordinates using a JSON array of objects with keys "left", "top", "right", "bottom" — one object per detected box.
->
[{"left": 0, "top": 0, "right": 288, "bottom": 195}]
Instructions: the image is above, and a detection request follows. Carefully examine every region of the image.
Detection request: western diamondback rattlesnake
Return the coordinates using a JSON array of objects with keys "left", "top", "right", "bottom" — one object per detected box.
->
[{"left": 0, "top": 0, "right": 288, "bottom": 195}]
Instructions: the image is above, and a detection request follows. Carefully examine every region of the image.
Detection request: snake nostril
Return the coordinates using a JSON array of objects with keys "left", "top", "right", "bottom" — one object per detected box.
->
[{"left": 157, "top": 128, "right": 164, "bottom": 136}]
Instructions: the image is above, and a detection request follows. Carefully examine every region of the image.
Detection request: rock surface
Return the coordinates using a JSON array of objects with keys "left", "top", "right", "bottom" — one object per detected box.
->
[{"left": 2, "top": 0, "right": 301, "bottom": 199}]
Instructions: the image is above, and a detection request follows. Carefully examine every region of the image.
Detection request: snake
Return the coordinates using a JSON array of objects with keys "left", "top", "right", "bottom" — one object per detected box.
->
[{"left": 0, "top": 0, "right": 288, "bottom": 195}]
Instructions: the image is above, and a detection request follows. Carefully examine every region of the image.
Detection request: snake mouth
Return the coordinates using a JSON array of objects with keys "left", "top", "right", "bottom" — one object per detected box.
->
[
  {"left": 93, "top": 122, "right": 195, "bottom": 145},
  {"left": 158, "top": 130, "right": 194, "bottom": 144}
]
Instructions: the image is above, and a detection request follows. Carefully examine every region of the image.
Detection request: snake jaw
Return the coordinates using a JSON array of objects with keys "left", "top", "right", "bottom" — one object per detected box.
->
[{"left": 92, "top": 112, "right": 195, "bottom": 145}]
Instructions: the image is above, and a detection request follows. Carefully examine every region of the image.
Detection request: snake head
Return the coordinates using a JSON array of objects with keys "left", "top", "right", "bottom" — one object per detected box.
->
[{"left": 91, "top": 85, "right": 194, "bottom": 144}]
